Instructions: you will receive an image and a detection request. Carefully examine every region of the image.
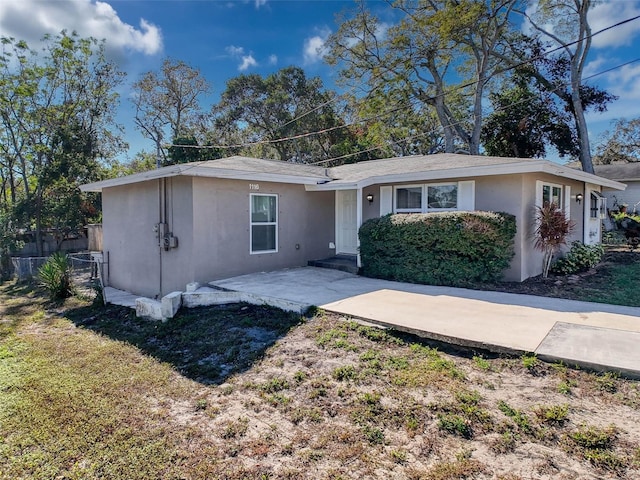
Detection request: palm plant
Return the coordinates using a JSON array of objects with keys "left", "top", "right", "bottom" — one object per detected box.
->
[{"left": 38, "top": 252, "right": 74, "bottom": 300}]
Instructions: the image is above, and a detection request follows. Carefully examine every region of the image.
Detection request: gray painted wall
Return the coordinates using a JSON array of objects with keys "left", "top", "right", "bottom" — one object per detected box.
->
[
  {"left": 101, "top": 176, "right": 334, "bottom": 297},
  {"left": 102, "top": 180, "right": 164, "bottom": 298}
]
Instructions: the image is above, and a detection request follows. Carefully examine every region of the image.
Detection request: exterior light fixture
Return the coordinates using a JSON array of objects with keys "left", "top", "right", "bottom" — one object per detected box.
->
[
  {"left": 576, "top": 193, "right": 583, "bottom": 204},
  {"left": 366, "top": 193, "right": 374, "bottom": 204}
]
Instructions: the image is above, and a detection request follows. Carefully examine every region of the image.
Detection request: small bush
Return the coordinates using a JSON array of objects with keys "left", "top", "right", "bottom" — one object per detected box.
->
[
  {"left": 437, "top": 413, "right": 473, "bottom": 438},
  {"left": 38, "top": 252, "right": 73, "bottom": 300},
  {"left": 332, "top": 364, "right": 357, "bottom": 381},
  {"left": 358, "top": 211, "right": 517, "bottom": 286},
  {"left": 551, "top": 241, "right": 604, "bottom": 275}
]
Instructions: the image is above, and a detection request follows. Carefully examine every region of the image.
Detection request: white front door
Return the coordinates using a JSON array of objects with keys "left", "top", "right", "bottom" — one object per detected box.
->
[
  {"left": 584, "top": 184, "right": 604, "bottom": 245},
  {"left": 336, "top": 190, "right": 358, "bottom": 255}
]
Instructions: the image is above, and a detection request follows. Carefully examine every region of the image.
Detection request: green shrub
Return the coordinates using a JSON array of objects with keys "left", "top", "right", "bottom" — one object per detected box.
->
[
  {"left": 551, "top": 241, "right": 604, "bottom": 275},
  {"left": 38, "top": 252, "right": 73, "bottom": 300},
  {"left": 358, "top": 212, "right": 517, "bottom": 286}
]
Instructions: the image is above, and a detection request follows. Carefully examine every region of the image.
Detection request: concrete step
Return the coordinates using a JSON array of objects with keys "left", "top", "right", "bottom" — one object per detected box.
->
[{"left": 308, "top": 255, "right": 358, "bottom": 275}]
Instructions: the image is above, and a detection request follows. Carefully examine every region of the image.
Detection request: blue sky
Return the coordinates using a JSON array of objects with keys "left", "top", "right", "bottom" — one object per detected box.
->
[{"left": 1, "top": 0, "right": 640, "bottom": 162}]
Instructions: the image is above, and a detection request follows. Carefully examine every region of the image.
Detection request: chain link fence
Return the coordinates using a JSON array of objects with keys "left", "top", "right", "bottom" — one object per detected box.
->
[{"left": 11, "top": 253, "right": 105, "bottom": 301}]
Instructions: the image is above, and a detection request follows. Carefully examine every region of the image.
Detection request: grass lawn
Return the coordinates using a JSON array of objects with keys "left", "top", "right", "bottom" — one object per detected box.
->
[{"left": 1, "top": 277, "right": 640, "bottom": 479}]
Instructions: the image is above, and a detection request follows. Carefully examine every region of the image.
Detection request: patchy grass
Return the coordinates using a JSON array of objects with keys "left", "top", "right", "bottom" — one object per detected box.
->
[
  {"left": 478, "top": 247, "right": 640, "bottom": 307},
  {"left": 1, "top": 280, "right": 640, "bottom": 479}
]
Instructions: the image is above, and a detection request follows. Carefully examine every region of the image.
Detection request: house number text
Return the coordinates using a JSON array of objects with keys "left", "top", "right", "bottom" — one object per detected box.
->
[{"left": 249, "top": 183, "right": 260, "bottom": 190}]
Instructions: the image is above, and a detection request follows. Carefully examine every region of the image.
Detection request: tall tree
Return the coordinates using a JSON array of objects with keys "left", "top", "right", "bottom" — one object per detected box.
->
[
  {"left": 0, "top": 31, "right": 125, "bottom": 255},
  {"left": 481, "top": 68, "right": 576, "bottom": 158},
  {"left": 212, "top": 66, "right": 359, "bottom": 163},
  {"left": 594, "top": 118, "right": 640, "bottom": 164},
  {"left": 326, "top": 0, "right": 519, "bottom": 156},
  {"left": 132, "top": 59, "right": 211, "bottom": 166},
  {"left": 516, "top": 0, "right": 598, "bottom": 173}
]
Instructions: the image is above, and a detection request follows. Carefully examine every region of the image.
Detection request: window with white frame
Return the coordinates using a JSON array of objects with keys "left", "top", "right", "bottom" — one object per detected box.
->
[
  {"left": 395, "top": 186, "right": 422, "bottom": 212},
  {"left": 394, "top": 183, "right": 459, "bottom": 213},
  {"left": 427, "top": 184, "right": 458, "bottom": 209},
  {"left": 590, "top": 192, "right": 606, "bottom": 219},
  {"left": 541, "top": 183, "right": 563, "bottom": 207},
  {"left": 250, "top": 194, "right": 278, "bottom": 253}
]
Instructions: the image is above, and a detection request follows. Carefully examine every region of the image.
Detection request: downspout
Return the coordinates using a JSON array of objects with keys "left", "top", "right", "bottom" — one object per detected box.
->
[
  {"left": 356, "top": 187, "right": 363, "bottom": 268},
  {"left": 158, "top": 177, "right": 165, "bottom": 298}
]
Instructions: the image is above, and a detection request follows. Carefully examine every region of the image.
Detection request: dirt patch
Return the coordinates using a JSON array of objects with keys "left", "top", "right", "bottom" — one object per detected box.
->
[{"left": 165, "top": 315, "right": 640, "bottom": 479}]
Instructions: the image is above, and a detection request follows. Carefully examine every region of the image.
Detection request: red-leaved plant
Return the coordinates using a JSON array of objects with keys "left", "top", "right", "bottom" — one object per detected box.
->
[{"left": 534, "top": 203, "right": 575, "bottom": 278}]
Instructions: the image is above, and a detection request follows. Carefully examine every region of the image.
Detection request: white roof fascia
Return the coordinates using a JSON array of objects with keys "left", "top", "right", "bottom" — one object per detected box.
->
[
  {"left": 81, "top": 165, "right": 328, "bottom": 192},
  {"left": 305, "top": 160, "right": 627, "bottom": 191},
  {"left": 542, "top": 163, "right": 626, "bottom": 190},
  {"left": 80, "top": 166, "right": 186, "bottom": 192}
]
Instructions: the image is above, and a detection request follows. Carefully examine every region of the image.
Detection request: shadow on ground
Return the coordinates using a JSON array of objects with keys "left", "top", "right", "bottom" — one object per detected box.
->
[{"left": 65, "top": 301, "right": 304, "bottom": 385}]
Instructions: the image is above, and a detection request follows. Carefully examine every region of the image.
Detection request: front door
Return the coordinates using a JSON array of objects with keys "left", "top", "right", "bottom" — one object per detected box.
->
[{"left": 336, "top": 190, "right": 358, "bottom": 255}]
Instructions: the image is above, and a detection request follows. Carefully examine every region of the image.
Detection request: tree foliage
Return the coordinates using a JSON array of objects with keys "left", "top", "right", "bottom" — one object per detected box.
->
[
  {"left": 326, "top": 0, "right": 519, "bottom": 156},
  {"left": 481, "top": 69, "right": 575, "bottom": 158},
  {"left": 0, "top": 31, "right": 125, "bottom": 256},
  {"left": 594, "top": 118, "right": 640, "bottom": 164},
  {"left": 212, "top": 66, "right": 362, "bottom": 164},
  {"left": 514, "top": 0, "right": 607, "bottom": 173},
  {"left": 132, "top": 59, "right": 211, "bottom": 165}
]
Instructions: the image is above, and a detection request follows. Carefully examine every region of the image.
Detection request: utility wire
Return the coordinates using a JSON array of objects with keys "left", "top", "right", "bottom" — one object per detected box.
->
[{"left": 163, "top": 13, "right": 640, "bottom": 159}]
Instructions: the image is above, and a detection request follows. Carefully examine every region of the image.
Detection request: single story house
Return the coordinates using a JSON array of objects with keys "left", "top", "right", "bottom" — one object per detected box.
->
[
  {"left": 81, "top": 154, "right": 625, "bottom": 298},
  {"left": 594, "top": 163, "right": 640, "bottom": 229}
]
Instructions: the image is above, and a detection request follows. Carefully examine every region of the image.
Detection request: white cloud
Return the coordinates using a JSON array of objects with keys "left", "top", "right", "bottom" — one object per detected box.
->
[
  {"left": 0, "top": 0, "right": 162, "bottom": 56},
  {"left": 583, "top": 55, "right": 610, "bottom": 79},
  {"left": 586, "top": 62, "right": 640, "bottom": 127},
  {"left": 255, "top": 0, "right": 268, "bottom": 8},
  {"left": 268, "top": 54, "right": 278, "bottom": 65},
  {"left": 589, "top": 1, "right": 640, "bottom": 49},
  {"left": 239, "top": 55, "right": 257, "bottom": 71},
  {"left": 225, "top": 45, "right": 245, "bottom": 57},
  {"left": 225, "top": 45, "right": 258, "bottom": 71},
  {"left": 303, "top": 27, "right": 331, "bottom": 65},
  {"left": 521, "top": 0, "right": 640, "bottom": 49}
]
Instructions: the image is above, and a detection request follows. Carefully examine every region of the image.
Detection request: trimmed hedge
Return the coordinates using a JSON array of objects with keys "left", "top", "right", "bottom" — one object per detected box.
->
[{"left": 359, "top": 211, "right": 517, "bottom": 286}]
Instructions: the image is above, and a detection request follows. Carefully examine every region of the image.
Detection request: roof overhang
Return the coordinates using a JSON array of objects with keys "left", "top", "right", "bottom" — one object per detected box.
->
[
  {"left": 305, "top": 160, "right": 627, "bottom": 191},
  {"left": 81, "top": 163, "right": 329, "bottom": 192}
]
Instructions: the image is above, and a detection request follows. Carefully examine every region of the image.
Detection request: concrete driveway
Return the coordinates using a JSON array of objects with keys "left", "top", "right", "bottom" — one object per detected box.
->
[{"left": 213, "top": 267, "right": 640, "bottom": 378}]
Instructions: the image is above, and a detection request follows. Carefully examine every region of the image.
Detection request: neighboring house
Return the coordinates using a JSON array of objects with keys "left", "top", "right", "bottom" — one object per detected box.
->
[
  {"left": 594, "top": 163, "right": 640, "bottom": 229},
  {"left": 81, "top": 154, "right": 624, "bottom": 298}
]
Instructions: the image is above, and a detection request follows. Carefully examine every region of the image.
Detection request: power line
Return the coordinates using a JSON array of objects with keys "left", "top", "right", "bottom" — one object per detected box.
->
[
  {"left": 308, "top": 56, "right": 640, "bottom": 166},
  {"left": 163, "top": 13, "right": 640, "bottom": 160}
]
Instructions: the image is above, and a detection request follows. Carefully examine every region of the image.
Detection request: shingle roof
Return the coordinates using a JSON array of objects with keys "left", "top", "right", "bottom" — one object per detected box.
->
[
  {"left": 81, "top": 153, "right": 625, "bottom": 192},
  {"left": 199, "top": 156, "right": 328, "bottom": 178},
  {"left": 328, "top": 153, "right": 535, "bottom": 182},
  {"left": 594, "top": 163, "right": 640, "bottom": 181}
]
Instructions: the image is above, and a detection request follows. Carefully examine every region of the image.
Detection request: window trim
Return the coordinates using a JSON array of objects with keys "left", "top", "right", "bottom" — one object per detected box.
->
[
  {"left": 541, "top": 181, "right": 563, "bottom": 208},
  {"left": 393, "top": 182, "right": 459, "bottom": 213},
  {"left": 394, "top": 184, "right": 423, "bottom": 213},
  {"left": 426, "top": 182, "right": 459, "bottom": 211},
  {"left": 250, "top": 193, "right": 278, "bottom": 254}
]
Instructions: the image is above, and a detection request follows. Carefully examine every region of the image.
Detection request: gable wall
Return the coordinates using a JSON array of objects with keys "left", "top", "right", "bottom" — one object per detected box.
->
[{"left": 102, "top": 176, "right": 335, "bottom": 297}]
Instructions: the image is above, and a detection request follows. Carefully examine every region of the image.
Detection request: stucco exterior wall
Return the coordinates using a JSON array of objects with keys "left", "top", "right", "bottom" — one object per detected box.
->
[
  {"left": 190, "top": 177, "right": 335, "bottom": 283},
  {"left": 477, "top": 172, "right": 585, "bottom": 281},
  {"left": 102, "top": 180, "right": 166, "bottom": 298},
  {"left": 102, "top": 176, "right": 334, "bottom": 297}
]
